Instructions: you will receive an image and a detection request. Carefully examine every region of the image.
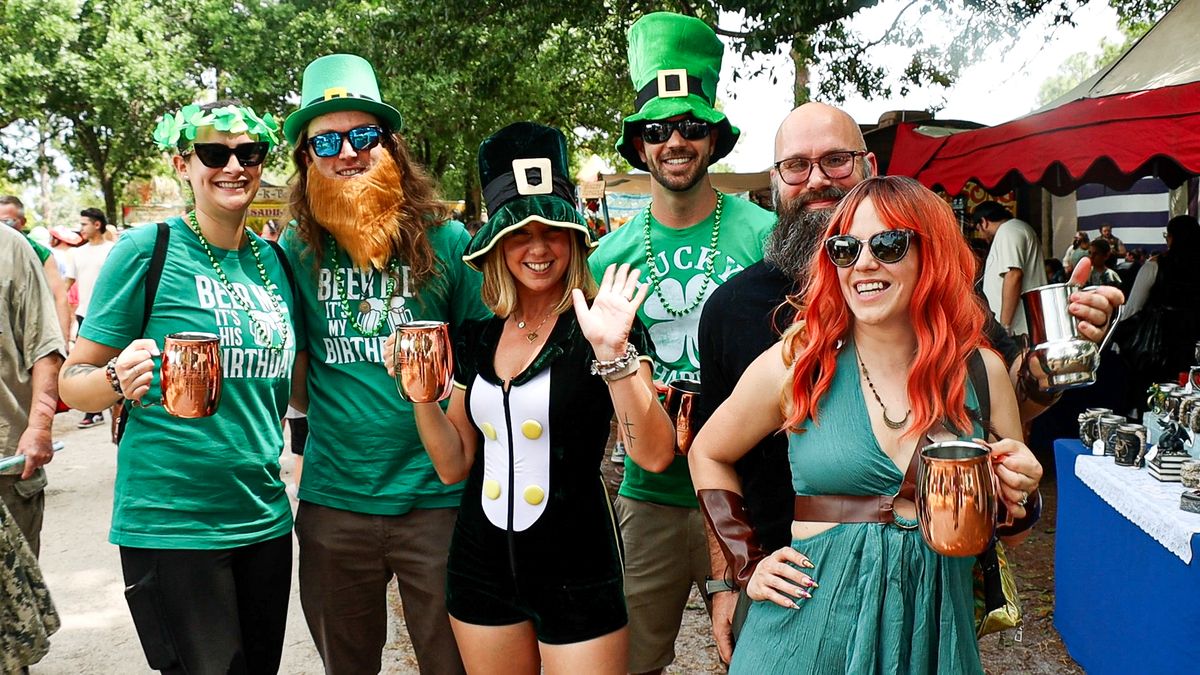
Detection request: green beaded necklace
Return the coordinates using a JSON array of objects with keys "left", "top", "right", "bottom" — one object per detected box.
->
[
  {"left": 642, "top": 191, "right": 723, "bottom": 317},
  {"left": 185, "top": 211, "right": 289, "bottom": 350},
  {"left": 326, "top": 234, "right": 399, "bottom": 337}
]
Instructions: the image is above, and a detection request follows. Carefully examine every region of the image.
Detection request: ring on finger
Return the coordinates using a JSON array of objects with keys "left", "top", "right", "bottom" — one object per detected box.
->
[{"left": 1018, "top": 491, "right": 1028, "bottom": 506}]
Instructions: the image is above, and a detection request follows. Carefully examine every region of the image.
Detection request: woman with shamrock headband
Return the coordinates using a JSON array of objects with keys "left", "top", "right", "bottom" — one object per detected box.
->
[{"left": 59, "top": 100, "right": 301, "bottom": 674}]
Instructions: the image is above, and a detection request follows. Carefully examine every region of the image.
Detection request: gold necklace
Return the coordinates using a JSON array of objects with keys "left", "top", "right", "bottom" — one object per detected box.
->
[
  {"left": 859, "top": 356, "right": 911, "bottom": 430},
  {"left": 514, "top": 312, "right": 551, "bottom": 343}
]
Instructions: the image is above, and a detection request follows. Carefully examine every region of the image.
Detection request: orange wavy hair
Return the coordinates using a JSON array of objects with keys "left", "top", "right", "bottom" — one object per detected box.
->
[{"left": 782, "top": 176, "right": 989, "bottom": 436}]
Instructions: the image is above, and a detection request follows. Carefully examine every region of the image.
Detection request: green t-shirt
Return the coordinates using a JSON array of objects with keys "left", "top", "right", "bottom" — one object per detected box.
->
[
  {"left": 589, "top": 193, "right": 775, "bottom": 507},
  {"left": 24, "top": 235, "right": 52, "bottom": 264},
  {"left": 81, "top": 217, "right": 299, "bottom": 549},
  {"left": 282, "top": 220, "right": 489, "bottom": 515}
]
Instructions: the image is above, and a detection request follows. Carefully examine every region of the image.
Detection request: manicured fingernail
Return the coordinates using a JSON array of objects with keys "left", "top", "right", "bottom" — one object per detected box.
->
[
  {"left": 800, "top": 590, "right": 812, "bottom": 599},
  {"left": 806, "top": 579, "right": 819, "bottom": 588},
  {"left": 150, "top": 345, "right": 161, "bottom": 356},
  {"left": 803, "top": 560, "right": 815, "bottom": 569}
]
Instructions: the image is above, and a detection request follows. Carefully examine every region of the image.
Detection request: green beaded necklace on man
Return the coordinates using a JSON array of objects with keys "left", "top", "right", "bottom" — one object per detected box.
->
[{"left": 641, "top": 190, "right": 723, "bottom": 317}]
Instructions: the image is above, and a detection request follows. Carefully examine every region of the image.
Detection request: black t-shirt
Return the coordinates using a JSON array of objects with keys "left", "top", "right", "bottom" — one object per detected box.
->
[
  {"left": 697, "top": 260, "right": 798, "bottom": 550},
  {"left": 697, "top": 260, "right": 1015, "bottom": 552}
]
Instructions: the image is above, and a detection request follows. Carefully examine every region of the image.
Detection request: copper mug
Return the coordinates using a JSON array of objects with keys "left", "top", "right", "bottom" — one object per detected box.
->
[
  {"left": 916, "top": 441, "right": 1006, "bottom": 558},
  {"left": 393, "top": 321, "right": 453, "bottom": 403},
  {"left": 134, "top": 332, "right": 222, "bottom": 418},
  {"left": 664, "top": 379, "right": 702, "bottom": 455}
]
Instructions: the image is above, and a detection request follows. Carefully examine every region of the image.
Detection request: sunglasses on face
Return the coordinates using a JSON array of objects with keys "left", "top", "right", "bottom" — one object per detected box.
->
[
  {"left": 307, "top": 125, "right": 383, "bottom": 158},
  {"left": 824, "top": 229, "right": 915, "bottom": 268},
  {"left": 187, "top": 142, "right": 269, "bottom": 169},
  {"left": 0, "top": 218, "right": 18, "bottom": 228},
  {"left": 639, "top": 118, "right": 712, "bottom": 145}
]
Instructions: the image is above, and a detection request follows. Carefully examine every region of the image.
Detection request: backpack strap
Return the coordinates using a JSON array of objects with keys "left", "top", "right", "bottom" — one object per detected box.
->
[
  {"left": 141, "top": 221, "right": 171, "bottom": 334},
  {"left": 118, "top": 221, "right": 170, "bottom": 445},
  {"left": 966, "top": 349, "right": 994, "bottom": 440},
  {"left": 265, "top": 239, "right": 297, "bottom": 301}
]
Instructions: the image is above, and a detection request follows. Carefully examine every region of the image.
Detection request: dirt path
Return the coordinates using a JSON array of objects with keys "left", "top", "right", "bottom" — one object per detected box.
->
[{"left": 28, "top": 415, "right": 1078, "bottom": 673}]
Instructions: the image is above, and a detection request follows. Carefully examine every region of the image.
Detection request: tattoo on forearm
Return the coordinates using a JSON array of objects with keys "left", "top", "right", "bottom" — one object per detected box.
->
[
  {"left": 63, "top": 363, "right": 99, "bottom": 379},
  {"left": 622, "top": 413, "right": 637, "bottom": 451}
]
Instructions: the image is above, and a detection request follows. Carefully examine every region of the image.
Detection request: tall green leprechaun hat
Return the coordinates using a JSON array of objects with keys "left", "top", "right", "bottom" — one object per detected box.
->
[
  {"left": 463, "top": 122, "right": 597, "bottom": 271},
  {"left": 616, "top": 12, "right": 739, "bottom": 171},
  {"left": 283, "top": 54, "right": 404, "bottom": 145}
]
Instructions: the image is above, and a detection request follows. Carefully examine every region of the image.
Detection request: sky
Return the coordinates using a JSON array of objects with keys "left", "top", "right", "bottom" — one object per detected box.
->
[{"left": 713, "top": 1, "right": 1128, "bottom": 172}]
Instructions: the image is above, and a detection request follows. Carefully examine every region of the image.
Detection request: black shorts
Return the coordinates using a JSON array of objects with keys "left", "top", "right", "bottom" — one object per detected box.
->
[{"left": 446, "top": 565, "right": 626, "bottom": 645}]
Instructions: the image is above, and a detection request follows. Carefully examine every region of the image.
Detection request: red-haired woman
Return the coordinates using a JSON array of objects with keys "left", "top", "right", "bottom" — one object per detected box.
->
[{"left": 689, "top": 176, "right": 1043, "bottom": 673}]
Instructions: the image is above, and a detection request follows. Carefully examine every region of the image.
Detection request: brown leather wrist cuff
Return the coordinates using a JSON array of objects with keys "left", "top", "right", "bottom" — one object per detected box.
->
[{"left": 697, "top": 489, "right": 766, "bottom": 589}]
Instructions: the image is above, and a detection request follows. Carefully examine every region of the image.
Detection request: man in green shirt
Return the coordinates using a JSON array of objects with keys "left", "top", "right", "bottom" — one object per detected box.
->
[
  {"left": 282, "top": 54, "right": 485, "bottom": 675},
  {"left": 587, "top": 14, "right": 775, "bottom": 674}
]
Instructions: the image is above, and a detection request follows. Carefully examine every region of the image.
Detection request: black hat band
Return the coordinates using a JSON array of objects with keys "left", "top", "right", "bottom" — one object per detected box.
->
[
  {"left": 483, "top": 171, "right": 575, "bottom": 216},
  {"left": 634, "top": 72, "right": 709, "bottom": 112}
]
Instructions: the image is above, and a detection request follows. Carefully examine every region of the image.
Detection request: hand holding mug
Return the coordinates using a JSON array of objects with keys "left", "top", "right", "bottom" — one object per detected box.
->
[
  {"left": 982, "top": 438, "right": 1043, "bottom": 523},
  {"left": 383, "top": 332, "right": 399, "bottom": 377},
  {"left": 115, "top": 338, "right": 162, "bottom": 404}
]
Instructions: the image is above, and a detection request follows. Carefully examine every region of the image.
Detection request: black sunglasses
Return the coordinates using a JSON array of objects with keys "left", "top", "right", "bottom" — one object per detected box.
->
[
  {"left": 640, "top": 118, "right": 712, "bottom": 144},
  {"left": 308, "top": 125, "right": 383, "bottom": 158},
  {"left": 824, "top": 229, "right": 915, "bottom": 268},
  {"left": 187, "top": 142, "right": 269, "bottom": 169}
]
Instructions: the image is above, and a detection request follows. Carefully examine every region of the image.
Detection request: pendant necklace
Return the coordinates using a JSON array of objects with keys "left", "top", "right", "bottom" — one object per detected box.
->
[
  {"left": 858, "top": 355, "right": 911, "bottom": 430},
  {"left": 186, "top": 211, "right": 288, "bottom": 350},
  {"left": 514, "top": 312, "right": 552, "bottom": 343},
  {"left": 326, "top": 234, "right": 398, "bottom": 337},
  {"left": 642, "top": 191, "right": 723, "bottom": 317}
]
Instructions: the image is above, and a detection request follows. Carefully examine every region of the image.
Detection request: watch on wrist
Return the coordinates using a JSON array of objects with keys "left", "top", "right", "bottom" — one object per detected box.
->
[{"left": 704, "top": 577, "right": 737, "bottom": 596}]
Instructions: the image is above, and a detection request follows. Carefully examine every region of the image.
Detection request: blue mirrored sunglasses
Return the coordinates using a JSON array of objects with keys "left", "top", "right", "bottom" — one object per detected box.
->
[{"left": 307, "top": 125, "right": 383, "bottom": 158}]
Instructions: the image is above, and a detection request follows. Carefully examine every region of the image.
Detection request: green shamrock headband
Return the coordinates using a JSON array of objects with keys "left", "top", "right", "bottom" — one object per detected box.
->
[{"left": 152, "top": 103, "right": 282, "bottom": 151}]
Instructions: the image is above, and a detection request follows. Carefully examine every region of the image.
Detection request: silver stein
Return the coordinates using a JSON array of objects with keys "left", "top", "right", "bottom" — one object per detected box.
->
[{"left": 1021, "top": 283, "right": 1122, "bottom": 393}]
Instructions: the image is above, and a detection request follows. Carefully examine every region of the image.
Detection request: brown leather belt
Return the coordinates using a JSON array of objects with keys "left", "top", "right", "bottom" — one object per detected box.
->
[{"left": 792, "top": 441, "right": 922, "bottom": 529}]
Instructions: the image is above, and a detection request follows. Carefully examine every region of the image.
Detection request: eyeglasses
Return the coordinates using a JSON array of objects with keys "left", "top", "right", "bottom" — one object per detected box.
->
[
  {"left": 824, "top": 229, "right": 915, "bottom": 268},
  {"left": 639, "top": 118, "right": 712, "bottom": 144},
  {"left": 774, "top": 151, "right": 866, "bottom": 185},
  {"left": 307, "top": 125, "right": 383, "bottom": 158},
  {"left": 187, "top": 143, "right": 269, "bottom": 169}
]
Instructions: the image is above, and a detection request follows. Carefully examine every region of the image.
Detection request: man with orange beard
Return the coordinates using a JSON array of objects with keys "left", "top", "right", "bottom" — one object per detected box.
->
[{"left": 281, "top": 54, "right": 485, "bottom": 675}]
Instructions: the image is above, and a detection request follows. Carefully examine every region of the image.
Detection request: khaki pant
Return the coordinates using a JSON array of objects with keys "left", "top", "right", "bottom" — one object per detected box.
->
[
  {"left": 0, "top": 469, "right": 46, "bottom": 557},
  {"left": 614, "top": 496, "right": 712, "bottom": 673},
  {"left": 295, "top": 501, "right": 464, "bottom": 675}
]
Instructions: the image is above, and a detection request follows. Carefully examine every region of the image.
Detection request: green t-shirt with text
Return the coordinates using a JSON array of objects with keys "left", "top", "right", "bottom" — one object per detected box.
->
[
  {"left": 589, "top": 194, "right": 775, "bottom": 507},
  {"left": 81, "top": 217, "right": 299, "bottom": 549},
  {"left": 282, "top": 220, "right": 489, "bottom": 515}
]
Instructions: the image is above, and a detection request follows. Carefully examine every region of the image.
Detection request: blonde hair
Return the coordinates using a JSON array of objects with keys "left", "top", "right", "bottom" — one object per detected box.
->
[{"left": 480, "top": 230, "right": 597, "bottom": 317}]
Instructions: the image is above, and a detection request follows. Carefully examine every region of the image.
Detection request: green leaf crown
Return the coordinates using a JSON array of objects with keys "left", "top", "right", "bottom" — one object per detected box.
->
[{"left": 152, "top": 103, "right": 281, "bottom": 151}]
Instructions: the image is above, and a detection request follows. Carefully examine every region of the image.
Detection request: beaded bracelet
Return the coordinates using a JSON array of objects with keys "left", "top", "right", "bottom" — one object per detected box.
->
[
  {"left": 590, "top": 343, "right": 639, "bottom": 382},
  {"left": 104, "top": 357, "right": 123, "bottom": 396}
]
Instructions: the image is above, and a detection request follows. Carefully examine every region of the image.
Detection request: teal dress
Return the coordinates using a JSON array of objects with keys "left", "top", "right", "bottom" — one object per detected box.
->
[{"left": 731, "top": 344, "right": 985, "bottom": 674}]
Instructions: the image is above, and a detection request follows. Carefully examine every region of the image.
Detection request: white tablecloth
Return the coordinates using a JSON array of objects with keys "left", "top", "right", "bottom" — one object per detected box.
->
[{"left": 1075, "top": 455, "right": 1200, "bottom": 563}]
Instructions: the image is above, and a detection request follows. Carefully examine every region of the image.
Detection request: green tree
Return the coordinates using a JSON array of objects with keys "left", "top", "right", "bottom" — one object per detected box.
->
[
  {"left": 1037, "top": 20, "right": 1153, "bottom": 106},
  {"left": 0, "top": 0, "right": 200, "bottom": 225}
]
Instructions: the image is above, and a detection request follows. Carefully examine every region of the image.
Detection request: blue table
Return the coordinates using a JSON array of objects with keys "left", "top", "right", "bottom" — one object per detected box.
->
[{"left": 1054, "top": 439, "right": 1200, "bottom": 674}]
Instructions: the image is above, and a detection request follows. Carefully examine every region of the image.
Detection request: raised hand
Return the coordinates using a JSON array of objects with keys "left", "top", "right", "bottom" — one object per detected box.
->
[
  {"left": 1067, "top": 257, "right": 1125, "bottom": 342},
  {"left": 571, "top": 263, "right": 649, "bottom": 360}
]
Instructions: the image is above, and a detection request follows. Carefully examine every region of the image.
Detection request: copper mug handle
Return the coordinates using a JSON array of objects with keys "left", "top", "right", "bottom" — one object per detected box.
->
[{"left": 132, "top": 332, "right": 222, "bottom": 418}]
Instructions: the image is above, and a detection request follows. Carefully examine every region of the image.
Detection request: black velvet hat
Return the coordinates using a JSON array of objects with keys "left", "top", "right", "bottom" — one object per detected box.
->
[{"left": 462, "top": 122, "right": 597, "bottom": 271}]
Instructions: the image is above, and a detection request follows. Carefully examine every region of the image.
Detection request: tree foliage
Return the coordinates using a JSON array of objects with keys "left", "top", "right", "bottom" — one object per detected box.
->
[
  {"left": 0, "top": 0, "right": 1179, "bottom": 222},
  {"left": 1036, "top": 20, "right": 1152, "bottom": 105}
]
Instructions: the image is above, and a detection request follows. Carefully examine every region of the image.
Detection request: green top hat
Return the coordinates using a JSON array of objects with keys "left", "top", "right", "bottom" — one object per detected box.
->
[
  {"left": 283, "top": 54, "right": 404, "bottom": 145},
  {"left": 615, "top": 12, "right": 739, "bottom": 171},
  {"left": 463, "top": 122, "right": 596, "bottom": 272}
]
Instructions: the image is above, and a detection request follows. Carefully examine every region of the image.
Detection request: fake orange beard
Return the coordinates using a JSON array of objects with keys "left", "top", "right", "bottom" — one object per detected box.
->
[{"left": 305, "top": 151, "right": 406, "bottom": 270}]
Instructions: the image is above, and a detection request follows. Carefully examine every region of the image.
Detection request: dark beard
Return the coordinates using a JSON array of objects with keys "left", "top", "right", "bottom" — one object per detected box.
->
[
  {"left": 647, "top": 149, "right": 709, "bottom": 193},
  {"left": 764, "top": 185, "right": 849, "bottom": 280}
]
